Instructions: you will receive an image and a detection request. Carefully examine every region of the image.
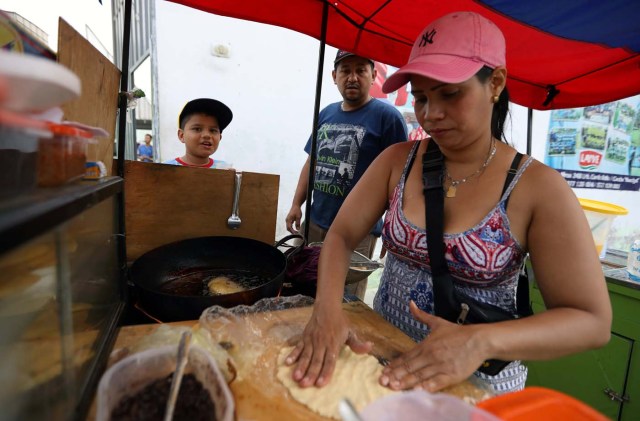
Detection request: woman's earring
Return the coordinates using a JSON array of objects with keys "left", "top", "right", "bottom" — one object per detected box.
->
[{"left": 492, "top": 95, "right": 500, "bottom": 104}]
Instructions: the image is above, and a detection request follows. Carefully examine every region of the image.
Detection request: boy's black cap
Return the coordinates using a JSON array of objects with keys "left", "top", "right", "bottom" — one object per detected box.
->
[
  {"left": 334, "top": 50, "right": 374, "bottom": 67},
  {"left": 178, "top": 98, "right": 233, "bottom": 131}
]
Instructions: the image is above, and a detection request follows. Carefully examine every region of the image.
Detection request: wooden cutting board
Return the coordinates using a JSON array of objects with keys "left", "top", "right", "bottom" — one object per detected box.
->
[{"left": 89, "top": 301, "right": 489, "bottom": 420}]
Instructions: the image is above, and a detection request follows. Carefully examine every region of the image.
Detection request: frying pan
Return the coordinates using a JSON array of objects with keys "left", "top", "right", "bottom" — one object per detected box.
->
[{"left": 129, "top": 236, "right": 286, "bottom": 322}]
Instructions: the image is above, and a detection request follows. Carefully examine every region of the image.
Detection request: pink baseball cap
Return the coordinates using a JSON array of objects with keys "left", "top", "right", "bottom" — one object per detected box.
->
[{"left": 382, "top": 11, "right": 505, "bottom": 93}]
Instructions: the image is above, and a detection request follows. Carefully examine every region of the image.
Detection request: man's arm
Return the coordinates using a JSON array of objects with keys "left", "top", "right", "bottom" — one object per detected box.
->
[{"left": 285, "top": 156, "right": 310, "bottom": 234}]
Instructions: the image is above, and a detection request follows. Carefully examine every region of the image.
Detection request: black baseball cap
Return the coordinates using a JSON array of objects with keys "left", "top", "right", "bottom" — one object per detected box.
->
[
  {"left": 334, "top": 50, "right": 374, "bottom": 67},
  {"left": 178, "top": 98, "right": 233, "bottom": 131}
]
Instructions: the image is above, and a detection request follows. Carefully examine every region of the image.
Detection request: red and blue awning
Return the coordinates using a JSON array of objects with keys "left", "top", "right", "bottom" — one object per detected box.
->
[{"left": 169, "top": 0, "right": 640, "bottom": 110}]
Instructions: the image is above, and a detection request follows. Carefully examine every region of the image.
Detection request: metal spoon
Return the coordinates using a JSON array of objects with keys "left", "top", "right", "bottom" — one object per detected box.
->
[
  {"left": 227, "top": 172, "right": 242, "bottom": 229},
  {"left": 163, "top": 331, "right": 192, "bottom": 421}
]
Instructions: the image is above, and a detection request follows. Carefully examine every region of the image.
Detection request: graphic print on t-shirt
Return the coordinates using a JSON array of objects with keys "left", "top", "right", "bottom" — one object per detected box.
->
[{"left": 314, "top": 123, "right": 364, "bottom": 198}]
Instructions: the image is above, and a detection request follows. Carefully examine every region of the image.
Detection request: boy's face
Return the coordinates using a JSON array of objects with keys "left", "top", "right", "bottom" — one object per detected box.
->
[
  {"left": 177, "top": 113, "right": 222, "bottom": 160},
  {"left": 144, "top": 135, "right": 152, "bottom": 145}
]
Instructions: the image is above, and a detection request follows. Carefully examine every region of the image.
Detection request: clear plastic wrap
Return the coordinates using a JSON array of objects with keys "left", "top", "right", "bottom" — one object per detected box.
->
[
  {"left": 360, "top": 390, "right": 500, "bottom": 421},
  {"left": 198, "top": 295, "right": 314, "bottom": 384}
]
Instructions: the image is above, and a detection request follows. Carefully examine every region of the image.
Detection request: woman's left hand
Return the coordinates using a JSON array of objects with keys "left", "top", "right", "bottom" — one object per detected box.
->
[{"left": 380, "top": 301, "right": 487, "bottom": 392}]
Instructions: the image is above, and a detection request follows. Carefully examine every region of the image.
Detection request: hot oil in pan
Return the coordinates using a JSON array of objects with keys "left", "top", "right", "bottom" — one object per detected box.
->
[{"left": 160, "top": 268, "right": 270, "bottom": 297}]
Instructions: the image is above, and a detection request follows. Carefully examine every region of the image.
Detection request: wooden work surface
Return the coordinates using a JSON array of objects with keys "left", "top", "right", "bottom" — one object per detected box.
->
[
  {"left": 57, "top": 18, "right": 120, "bottom": 174},
  {"left": 124, "top": 161, "right": 280, "bottom": 261},
  {"left": 88, "top": 301, "right": 488, "bottom": 420}
]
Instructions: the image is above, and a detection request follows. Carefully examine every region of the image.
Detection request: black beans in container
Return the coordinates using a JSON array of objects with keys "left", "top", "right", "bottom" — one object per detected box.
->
[{"left": 111, "top": 373, "right": 216, "bottom": 421}]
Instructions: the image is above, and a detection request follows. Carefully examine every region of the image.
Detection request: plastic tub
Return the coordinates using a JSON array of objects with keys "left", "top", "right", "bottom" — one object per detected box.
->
[
  {"left": 477, "top": 386, "right": 609, "bottom": 421},
  {"left": 96, "top": 345, "right": 234, "bottom": 421},
  {"left": 578, "top": 198, "right": 628, "bottom": 259},
  {"left": 38, "top": 123, "right": 92, "bottom": 187},
  {"left": 0, "top": 109, "right": 50, "bottom": 199}
]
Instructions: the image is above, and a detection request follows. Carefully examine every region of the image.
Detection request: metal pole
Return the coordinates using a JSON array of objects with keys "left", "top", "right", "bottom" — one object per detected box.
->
[
  {"left": 117, "top": 0, "right": 132, "bottom": 175},
  {"left": 527, "top": 107, "right": 533, "bottom": 155},
  {"left": 117, "top": 0, "right": 132, "bottom": 304},
  {"left": 303, "top": 1, "right": 329, "bottom": 244}
]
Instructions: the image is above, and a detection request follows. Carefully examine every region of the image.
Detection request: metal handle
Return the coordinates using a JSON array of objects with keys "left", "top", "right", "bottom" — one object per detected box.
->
[
  {"left": 231, "top": 172, "right": 242, "bottom": 218},
  {"left": 604, "top": 387, "right": 630, "bottom": 403}
]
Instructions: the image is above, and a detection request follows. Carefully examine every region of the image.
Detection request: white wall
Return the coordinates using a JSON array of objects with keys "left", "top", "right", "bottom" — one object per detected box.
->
[
  {"left": 154, "top": 2, "right": 638, "bottom": 251},
  {"left": 155, "top": 1, "right": 343, "bottom": 240}
]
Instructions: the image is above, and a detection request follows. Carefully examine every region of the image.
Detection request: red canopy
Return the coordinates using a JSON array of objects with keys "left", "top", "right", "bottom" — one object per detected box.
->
[{"left": 169, "top": 0, "right": 640, "bottom": 110}]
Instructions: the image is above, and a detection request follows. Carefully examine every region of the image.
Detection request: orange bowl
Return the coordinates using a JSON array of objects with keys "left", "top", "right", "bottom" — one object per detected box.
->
[{"left": 477, "top": 387, "right": 609, "bottom": 421}]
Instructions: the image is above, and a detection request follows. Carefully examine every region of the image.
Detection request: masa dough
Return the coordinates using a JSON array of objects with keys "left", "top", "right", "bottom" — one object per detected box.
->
[
  {"left": 276, "top": 346, "right": 396, "bottom": 419},
  {"left": 207, "top": 276, "right": 244, "bottom": 295}
]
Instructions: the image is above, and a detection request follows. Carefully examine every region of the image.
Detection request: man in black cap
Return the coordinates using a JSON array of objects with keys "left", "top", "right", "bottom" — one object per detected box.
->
[
  {"left": 164, "top": 98, "right": 234, "bottom": 168},
  {"left": 285, "top": 50, "right": 408, "bottom": 299}
]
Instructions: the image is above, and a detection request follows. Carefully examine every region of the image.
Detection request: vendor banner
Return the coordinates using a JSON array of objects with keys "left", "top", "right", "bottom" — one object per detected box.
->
[{"left": 544, "top": 95, "right": 640, "bottom": 191}]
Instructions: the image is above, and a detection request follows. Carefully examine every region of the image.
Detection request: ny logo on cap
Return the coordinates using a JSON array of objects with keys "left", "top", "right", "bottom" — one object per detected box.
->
[{"left": 419, "top": 29, "right": 436, "bottom": 47}]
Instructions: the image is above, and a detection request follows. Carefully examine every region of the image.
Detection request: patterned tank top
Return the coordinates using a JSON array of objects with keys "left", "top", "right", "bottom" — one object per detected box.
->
[{"left": 373, "top": 140, "right": 533, "bottom": 394}]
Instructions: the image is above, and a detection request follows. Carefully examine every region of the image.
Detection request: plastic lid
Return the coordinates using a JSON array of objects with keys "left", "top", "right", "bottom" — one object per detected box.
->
[
  {"left": 46, "top": 122, "right": 93, "bottom": 138},
  {"left": 578, "top": 198, "right": 628, "bottom": 216},
  {"left": 0, "top": 49, "right": 81, "bottom": 113}
]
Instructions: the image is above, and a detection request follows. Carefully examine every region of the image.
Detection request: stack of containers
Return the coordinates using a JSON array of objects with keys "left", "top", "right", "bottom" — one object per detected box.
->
[{"left": 0, "top": 49, "right": 82, "bottom": 197}]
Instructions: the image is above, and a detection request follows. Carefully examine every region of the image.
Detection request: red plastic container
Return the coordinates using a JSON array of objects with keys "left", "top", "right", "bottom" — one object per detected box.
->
[
  {"left": 38, "top": 123, "right": 92, "bottom": 187},
  {"left": 477, "top": 386, "right": 609, "bottom": 421}
]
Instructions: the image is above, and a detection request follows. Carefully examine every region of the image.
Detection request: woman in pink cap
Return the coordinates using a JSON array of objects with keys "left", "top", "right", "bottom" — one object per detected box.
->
[{"left": 286, "top": 11, "right": 611, "bottom": 395}]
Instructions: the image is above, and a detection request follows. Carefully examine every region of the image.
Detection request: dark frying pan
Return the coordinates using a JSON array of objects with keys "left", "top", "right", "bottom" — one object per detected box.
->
[{"left": 129, "top": 236, "right": 286, "bottom": 321}]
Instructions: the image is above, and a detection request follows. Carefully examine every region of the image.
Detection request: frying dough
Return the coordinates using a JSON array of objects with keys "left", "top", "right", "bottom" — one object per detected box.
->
[
  {"left": 276, "top": 346, "right": 396, "bottom": 419},
  {"left": 207, "top": 276, "right": 244, "bottom": 295}
]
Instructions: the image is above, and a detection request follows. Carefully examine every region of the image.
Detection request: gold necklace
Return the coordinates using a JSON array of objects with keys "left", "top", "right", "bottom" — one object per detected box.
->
[{"left": 444, "top": 139, "right": 497, "bottom": 198}]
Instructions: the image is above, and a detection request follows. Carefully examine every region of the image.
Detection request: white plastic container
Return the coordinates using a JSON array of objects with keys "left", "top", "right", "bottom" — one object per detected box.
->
[
  {"left": 627, "top": 237, "right": 640, "bottom": 282},
  {"left": 96, "top": 345, "right": 234, "bottom": 421}
]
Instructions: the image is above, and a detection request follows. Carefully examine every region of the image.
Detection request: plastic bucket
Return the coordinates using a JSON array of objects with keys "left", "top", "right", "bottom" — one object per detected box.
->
[{"left": 578, "top": 198, "right": 628, "bottom": 259}]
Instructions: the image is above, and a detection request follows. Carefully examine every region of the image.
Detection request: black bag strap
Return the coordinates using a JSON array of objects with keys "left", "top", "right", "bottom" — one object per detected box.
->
[
  {"left": 501, "top": 152, "right": 523, "bottom": 210},
  {"left": 499, "top": 151, "right": 532, "bottom": 318},
  {"left": 422, "top": 139, "right": 447, "bottom": 277},
  {"left": 422, "top": 140, "right": 458, "bottom": 320}
]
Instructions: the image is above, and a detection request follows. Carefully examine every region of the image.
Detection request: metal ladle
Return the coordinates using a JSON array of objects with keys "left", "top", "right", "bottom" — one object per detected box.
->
[{"left": 227, "top": 172, "right": 242, "bottom": 229}]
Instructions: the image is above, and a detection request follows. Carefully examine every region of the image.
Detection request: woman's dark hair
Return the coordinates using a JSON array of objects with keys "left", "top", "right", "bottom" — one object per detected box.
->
[{"left": 476, "top": 66, "right": 510, "bottom": 143}]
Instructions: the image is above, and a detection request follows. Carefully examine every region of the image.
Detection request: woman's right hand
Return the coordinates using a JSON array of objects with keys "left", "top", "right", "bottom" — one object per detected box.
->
[{"left": 285, "top": 306, "right": 372, "bottom": 387}]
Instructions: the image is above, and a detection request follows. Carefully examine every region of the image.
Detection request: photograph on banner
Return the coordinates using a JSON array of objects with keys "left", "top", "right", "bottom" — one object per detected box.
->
[{"left": 544, "top": 94, "right": 640, "bottom": 191}]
